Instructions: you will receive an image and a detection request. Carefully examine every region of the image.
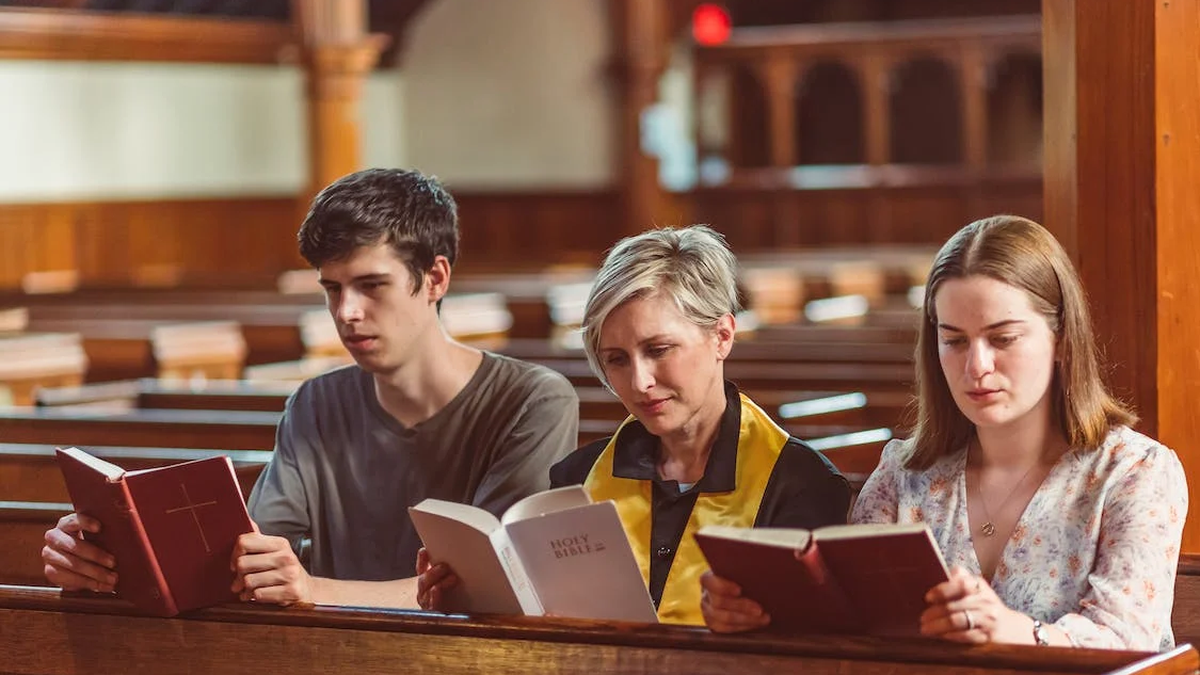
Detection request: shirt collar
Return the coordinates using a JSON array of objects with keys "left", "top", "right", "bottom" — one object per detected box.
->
[{"left": 610, "top": 381, "right": 742, "bottom": 493}]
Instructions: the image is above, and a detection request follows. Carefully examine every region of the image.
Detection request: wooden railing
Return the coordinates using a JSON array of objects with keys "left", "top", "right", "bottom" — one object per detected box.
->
[
  {"left": 1, "top": 584, "right": 1197, "bottom": 675},
  {"left": 688, "top": 15, "right": 1043, "bottom": 248}
]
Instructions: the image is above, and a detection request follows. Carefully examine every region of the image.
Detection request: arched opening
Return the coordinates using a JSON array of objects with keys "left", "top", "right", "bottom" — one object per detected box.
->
[
  {"left": 796, "top": 60, "right": 865, "bottom": 165},
  {"left": 888, "top": 56, "right": 963, "bottom": 164},
  {"left": 727, "top": 63, "right": 770, "bottom": 169}
]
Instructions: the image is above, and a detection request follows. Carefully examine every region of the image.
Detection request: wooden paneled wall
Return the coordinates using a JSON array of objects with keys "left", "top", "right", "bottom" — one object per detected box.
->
[
  {"left": 0, "top": 197, "right": 299, "bottom": 291},
  {"left": 453, "top": 190, "right": 622, "bottom": 268},
  {"left": 1, "top": 183, "right": 1032, "bottom": 289}
]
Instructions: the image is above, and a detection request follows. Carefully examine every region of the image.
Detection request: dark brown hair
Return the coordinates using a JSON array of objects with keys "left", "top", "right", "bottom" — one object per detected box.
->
[
  {"left": 297, "top": 168, "right": 459, "bottom": 294},
  {"left": 906, "top": 215, "right": 1135, "bottom": 470}
]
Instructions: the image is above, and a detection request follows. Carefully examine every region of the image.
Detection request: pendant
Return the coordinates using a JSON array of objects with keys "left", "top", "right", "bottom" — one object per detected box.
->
[{"left": 981, "top": 521, "right": 997, "bottom": 537}]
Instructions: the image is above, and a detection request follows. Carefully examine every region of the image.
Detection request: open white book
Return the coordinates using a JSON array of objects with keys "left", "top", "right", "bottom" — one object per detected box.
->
[{"left": 409, "top": 485, "right": 658, "bottom": 623}]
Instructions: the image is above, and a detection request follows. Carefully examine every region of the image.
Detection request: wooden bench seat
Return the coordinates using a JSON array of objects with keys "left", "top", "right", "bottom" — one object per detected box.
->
[
  {"left": 0, "top": 407, "right": 280, "bottom": 451},
  {"left": 23, "top": 318, "right": 247, "bottom": 382},
  {"left": 0, "top": 332, "right": 88, "bottom": 405},
  {"left": 0, "top": 501, "right": 70, "bottom": 585},
  {"left": 35, "top": 378, "right": 912, "bottom": 431},
  {"left": 750, "top": 323, "right": 918, "bottom": 345},
  {"left": 498, "top": 337, "right": 914, "bottom": 365},
  {"left": 535, "top": 358, "right": 915, "bottom": 392},
  {"left": 0, "top": 584, "right": 1193, "bottom": 675},
  {"left": 1175, "top": 555, "right": 1200, "bottom": 648},
  {"left": 28, "top": 304, "right": 318, "bottom": 365},
  {"left": 35, "top": 378, "right": 298, "bottom": 412},
  {"left": 0, "top": 444, "right": 269, "bottom": 503}
]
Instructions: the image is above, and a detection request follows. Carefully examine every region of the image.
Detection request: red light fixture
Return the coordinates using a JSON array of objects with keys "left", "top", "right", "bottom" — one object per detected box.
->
[{"left": 692, "top": 3, "right": 732, "bottom": 46}]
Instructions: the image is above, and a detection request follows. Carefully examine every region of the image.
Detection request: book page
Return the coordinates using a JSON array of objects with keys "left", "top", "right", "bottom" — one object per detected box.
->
[
  {"left": 506, "top": 501, "right": 657, "bottom": 623},
  {"left": 694, "top": 525, "right": 813, "bottom": 551},
  {"left": 410, "top": 498, "right": 501, "bottom": 535},
  {"left": 409, "top": 504, "right": 524, "bottom": 616},
  {"left": 57, "top": 446, "right": 124, "bottom": 480},
  {"left": 500, "top": 484, "right": 592, "bottom": 526},
  {"left": 813, "top": 522, "right": 934, "bottom": 541}
]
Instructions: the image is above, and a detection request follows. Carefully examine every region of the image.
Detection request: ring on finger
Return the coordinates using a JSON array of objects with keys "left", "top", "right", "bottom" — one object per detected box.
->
[{"left": 964, "top": 609, "right": 975, "bottom": 631}]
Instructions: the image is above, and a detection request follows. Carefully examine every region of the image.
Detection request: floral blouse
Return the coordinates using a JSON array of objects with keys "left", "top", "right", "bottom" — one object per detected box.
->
[{"left": 851, "top": 426, "right": 1188, "bottom": 651}]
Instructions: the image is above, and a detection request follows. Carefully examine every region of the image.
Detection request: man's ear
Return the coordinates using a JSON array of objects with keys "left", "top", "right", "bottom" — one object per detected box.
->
[
  {"left": 425, "top": 256, "right": 451, "bottom": 303},
  {"left": 714, "top": 313, "right": 736, "bottom": 360}
]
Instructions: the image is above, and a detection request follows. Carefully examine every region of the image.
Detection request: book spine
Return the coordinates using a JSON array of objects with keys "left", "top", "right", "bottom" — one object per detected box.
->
[
  {"left": 801, "top": 542, "right": 861, "bottom": 632},
  {"left": 114, "top": 477, "right": 178, "bottom": 617},
  {"left": 490, "top": 529, "right": 543, "bottom": 616}
]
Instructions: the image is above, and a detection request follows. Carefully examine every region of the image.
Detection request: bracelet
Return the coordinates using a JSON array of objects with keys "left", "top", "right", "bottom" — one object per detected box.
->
[{"left": 1032, "top": 619, "right": 1050, "bottom": 646}]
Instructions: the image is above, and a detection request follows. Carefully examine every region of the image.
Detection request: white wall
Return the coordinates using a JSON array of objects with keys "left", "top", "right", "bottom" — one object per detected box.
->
[
  {"left": 0, "top": 62, "right": 303, "bottom": 201},
  {"left": 0, "top": 0, "right": 616, "bottom": 201},
  {"left": 0, "top": 61, "right": 405, "bottom": 202},
  {"left": 402, "top": 0, "right": 616, "bottom": 190}
]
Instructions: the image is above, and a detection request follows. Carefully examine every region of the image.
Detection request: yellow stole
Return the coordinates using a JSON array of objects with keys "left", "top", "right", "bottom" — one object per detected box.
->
[{"left": 582, "top": 393, "right": 788, "bottom": 625}]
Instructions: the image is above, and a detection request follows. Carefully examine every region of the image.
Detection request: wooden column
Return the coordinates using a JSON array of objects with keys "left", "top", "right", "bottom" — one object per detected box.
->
[
  {"left": 293, "top": 0, "right": 387, "bottom": 205},
  {"left": 609, "top": 0, "right": 670, "bottom": 234},
  {"left": 1043, "top": 0, "right": 1200, "bottom": 552},
  {"left": 861, "top": 54, "right": 893, "bottom": 242},
  {"left": 758, "top": 56, "right": 800, "bottom": 168},
  {"left": 959, "top": 45, "right": 988, "bottom": 169},
  {"left": 861, "top": 54, "right": 892, "bottom": 166}
]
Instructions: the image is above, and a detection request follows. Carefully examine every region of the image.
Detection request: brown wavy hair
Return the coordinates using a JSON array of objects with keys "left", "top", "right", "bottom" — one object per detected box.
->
[{"left": 905, "top": 215, "right": 1135, "bottom": 470}]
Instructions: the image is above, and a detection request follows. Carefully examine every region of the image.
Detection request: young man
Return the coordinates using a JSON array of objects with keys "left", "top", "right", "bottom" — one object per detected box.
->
[{"left": 41, "top": 168, "right": 581, "bottom": 608}]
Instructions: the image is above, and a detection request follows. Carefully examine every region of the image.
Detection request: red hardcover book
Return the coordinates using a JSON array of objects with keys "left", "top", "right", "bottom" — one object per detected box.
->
[
  {"left": 55, "top": 446, "right": 255, "bottom": 617},
  {"left": 695, "top": 523, "right": 950, "bottom": 636}
]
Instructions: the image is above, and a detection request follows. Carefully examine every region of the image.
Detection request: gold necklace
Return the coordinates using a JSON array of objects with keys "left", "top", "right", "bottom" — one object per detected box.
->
[{"left": 971, "top": 443, "right": 1041, "bottom": 538}]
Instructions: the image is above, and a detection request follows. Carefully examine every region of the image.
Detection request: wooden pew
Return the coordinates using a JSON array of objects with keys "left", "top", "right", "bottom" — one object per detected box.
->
[
  {"left": 19, "top": 291, "right": 510, "bottom": 365},
  {"left": 28, "top": 304, "right": 318, "bottom": 366},
  {"left": 25, "top": 379, "right": 895, "bottom": 481},
  {"left": 750, "top": 323, "right": 918, "bottom": 345},
  {"left": 0, "top": 407, "right": 279, "bottom": 451},
  {"left": 534, "top": 358, "right": 915, "bottom": 393},
  {"left": 0, "top": 585, "right": 1194, "bottom": 675},
  {"left": 0, "top": 332, "right": 88, "bottom": 405},
  {"left": 0, "top": 306, "right": 29, "bottom": 332},
  {"left": 0, "top": 502, "right": 69, "bottom": 585},
  {"left": 578, "top": 387, "right": 912, "bottom": 430},
  {"left": 0, "top": 444, "right": 270, "bottom": 503},
  {"left": 499, "top": 337, "right": 915, "bottom": 365},
  {"left": 453, "top": 269, "right": 596, "bottom": 339},
  {"left": 23, "top": 318, "right": 247, "bottom": 383},
  {"left": 1176, "top": 555, "right": 1200, "bottom": 649},
  {"left": 35, "top": 378, "right": 912, "bottom": 431}
]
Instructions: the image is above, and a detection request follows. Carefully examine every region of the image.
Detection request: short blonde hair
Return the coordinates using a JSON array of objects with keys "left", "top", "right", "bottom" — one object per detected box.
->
[{"left": 582, "top": 225, "right": 740, "bottom": 389}]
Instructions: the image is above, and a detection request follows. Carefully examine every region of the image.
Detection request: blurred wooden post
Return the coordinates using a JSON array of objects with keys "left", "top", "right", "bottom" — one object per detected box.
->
[
  {"left": 610, "top": 0, "right": 670, "bottom": 234},
  {"left": 759, "top": 56, "right": 799, "bottom": 168},
  {"left": 293, "top": 0, "right": 387, "bottom": 212},
  {"left": 860, "top": 54, "right": 893, "bottom": 241},
  {"left": 1043, "top": 0, "right": 1200, "bottom": 552},
  {"left": 860, "top": 54, "right": 891, "bottom": 167},
  {"left": 959, "top": 44, "right": 987, "bottom": 169}
]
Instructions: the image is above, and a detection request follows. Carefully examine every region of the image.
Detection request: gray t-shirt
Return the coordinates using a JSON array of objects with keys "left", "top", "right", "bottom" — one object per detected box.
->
[{"left": 247, "top": 352, "right": 580, "bottom": 581}]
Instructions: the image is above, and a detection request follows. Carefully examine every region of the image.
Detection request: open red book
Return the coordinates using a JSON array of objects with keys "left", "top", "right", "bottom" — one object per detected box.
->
[
  {"left": 695, "top": 523, "right": 950, "bottom": 636},
  {"left": 56, "top": 446, "right": 255, "bottom": 617}
]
